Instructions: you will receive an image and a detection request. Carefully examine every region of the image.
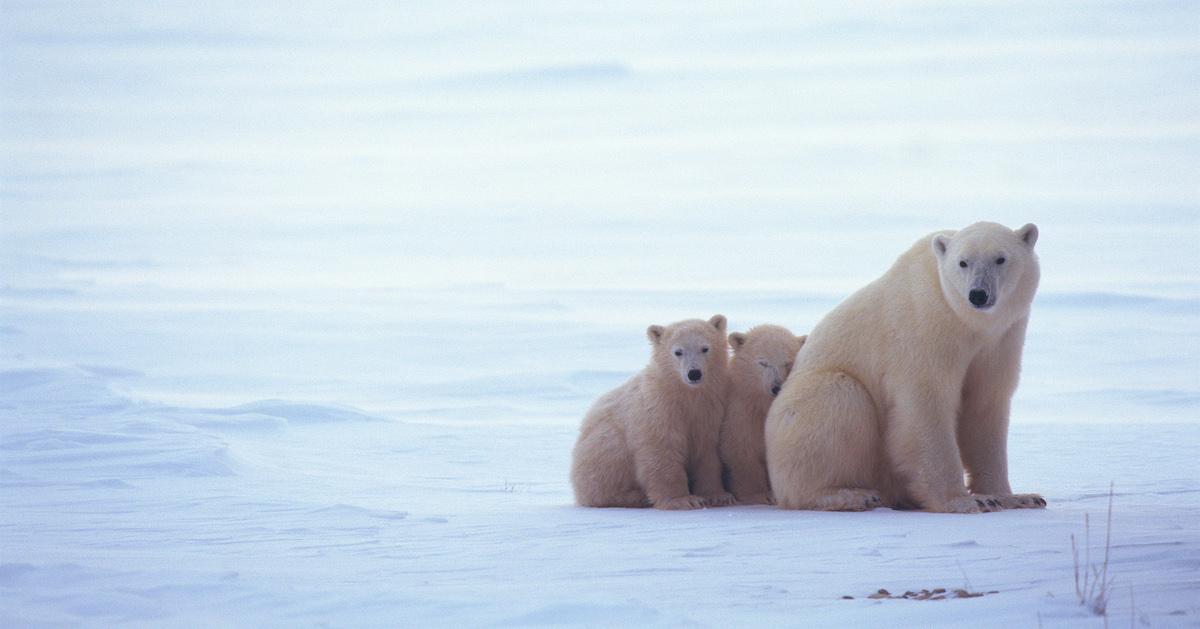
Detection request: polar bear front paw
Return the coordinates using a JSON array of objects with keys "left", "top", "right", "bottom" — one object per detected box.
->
[
  {"left": 939, "top": 495, "right": 1004, "bottom": 513},
  {"left": 655, "top": 495, "right": 707, "bottom": 510},
  {"left": 995, "top": 493, "right": 1047, "bottom": 509},
  {"left": 701, "top": 492, "right": 736, "bottom": 507}
]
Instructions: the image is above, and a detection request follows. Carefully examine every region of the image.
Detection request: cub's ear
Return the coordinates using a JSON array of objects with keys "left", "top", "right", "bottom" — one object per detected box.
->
[
  {"left": 796, "top": 334, "right": 808, "bottom": 349},
  {"left": 646, "top": 325, "right": 664, "bottom": 345},
  {"left": 728, "top": 332, "right": 747, "bottom": 352},
  {"left": 708, "top": 314, "right": 727, "bottom": 332},
  {"left": 1016, "top": 223, "right": 1039, "bottom": 248},
  {"left": 932, "top": 234, "right": 950, "bottom": 259}
]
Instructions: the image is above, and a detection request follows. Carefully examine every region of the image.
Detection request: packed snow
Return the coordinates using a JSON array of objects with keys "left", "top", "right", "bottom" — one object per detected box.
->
[{"left": 2, "top": 1, "right": 1198, "bottom": 627}]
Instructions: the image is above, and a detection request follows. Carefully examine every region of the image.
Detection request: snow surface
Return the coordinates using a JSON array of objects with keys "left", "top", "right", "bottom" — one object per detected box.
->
[{"left": 2, "top": 1, "right": 1199, "bottom": 627}]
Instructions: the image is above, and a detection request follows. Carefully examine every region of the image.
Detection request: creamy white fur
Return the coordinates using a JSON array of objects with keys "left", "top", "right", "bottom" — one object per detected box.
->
[
  {"left": 765, "top": 222, "right": 1045, "bottom": 513},
  {"left": 719, "top": 325, "right": 806, "bottom": 505},
  {"left": 571, "top": 315, "right": 734, "bottom": 509}
]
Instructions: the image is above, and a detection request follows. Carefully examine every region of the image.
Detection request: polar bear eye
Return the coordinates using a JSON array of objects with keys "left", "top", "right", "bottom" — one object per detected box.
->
[
  {"left": 673, "top": 349, "right": 683, "bottom": 357},
  {"left": 996, "top": 257, "right": 1005, "bottom": 265},
  {"left": 958, "top": 260, "right": 968, "bottom": 268},
  {"left": 701, "top": 346, "right": 709, "bottom": 353},
  {"left": 757, "top": 360, "right": 768, "bottom": 368}
]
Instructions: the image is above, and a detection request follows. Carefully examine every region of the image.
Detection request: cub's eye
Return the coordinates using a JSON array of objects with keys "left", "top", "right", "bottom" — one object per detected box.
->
[
  {"left": 958, "top": 260, "right": 968, "bottom": 268},
  {"left": 673, "top": 349, "right": 683, "bottom": 357},
  {"left": 757, "top": 360, "right": 768, "bottom": 368},
  {"left": 701, "top": 346, "right": 709, "bottom": 353},
  {"left": 996, "top": 257, "right": 1005, "bottom": 265}
]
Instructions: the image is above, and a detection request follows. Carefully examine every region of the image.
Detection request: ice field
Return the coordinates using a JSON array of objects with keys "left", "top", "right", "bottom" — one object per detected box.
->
[{"left": 2, "top": 1, "right": 1199, "bottom": 626}]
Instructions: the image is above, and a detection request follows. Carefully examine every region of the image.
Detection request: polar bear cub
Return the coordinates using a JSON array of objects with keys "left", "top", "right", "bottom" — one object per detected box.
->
[
  {"left": 719, "top": 325, "right": 806, "bottom": 505},
  {"left": 571, "top": 315, "right": 735, "bottom": 509},
  {"left": 766, "top": 222, "right": 1046, "bottom": 513}
]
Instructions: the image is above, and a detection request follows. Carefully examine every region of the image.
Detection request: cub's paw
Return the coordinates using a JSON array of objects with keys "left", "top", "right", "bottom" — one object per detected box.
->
[
  {"left": 701, "top": 492, "right": 736, "bottom": 507},
  {"left": 995, "top": 493, "right": 1047, "bottom": 509},
  {"left": 655, "top": 495, "right": 707, "bottom": 510}
]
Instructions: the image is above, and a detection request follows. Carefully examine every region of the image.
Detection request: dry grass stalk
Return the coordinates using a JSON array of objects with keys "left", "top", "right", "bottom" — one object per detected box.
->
[{"left": 1073, "top": 482, "right": 1114, "bottom": 617}]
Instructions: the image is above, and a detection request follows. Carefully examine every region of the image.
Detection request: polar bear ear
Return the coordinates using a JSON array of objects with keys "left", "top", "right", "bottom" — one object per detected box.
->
[
  {"left": 646, "top": 325, "right": 664, "bottom": 345},
  {"left": 728, "top": 332, "right": 747, "bottom": 352},
  {"left": 708, "top": 314, "right": 727, "bottom": 332},
  {"left": 1016, "top": 223, "right": 1039, "bottom": 249},
  {"left": 795, "top": 334, "right": 808, "bottom": 349},
  {"left": 932, "top": 234, "right": 950, "bottom": 259}
]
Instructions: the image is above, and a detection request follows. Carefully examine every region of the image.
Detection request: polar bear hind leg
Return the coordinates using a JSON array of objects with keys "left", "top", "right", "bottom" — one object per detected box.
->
[
  {"left": 571, "top": 421, "right": 650, "bottom": 508},
  {"left": 767, "top": 371, "right": 884, "bottom": 511}
]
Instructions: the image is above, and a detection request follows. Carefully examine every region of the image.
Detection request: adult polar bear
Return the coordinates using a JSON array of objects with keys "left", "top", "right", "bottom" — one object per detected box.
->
[{"left": 766, "top": 222, "right": 1046, "bottom": 514}]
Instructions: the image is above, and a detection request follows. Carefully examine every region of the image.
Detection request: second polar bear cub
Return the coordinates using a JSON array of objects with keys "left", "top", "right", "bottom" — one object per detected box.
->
[
  {"left": 571, "top": 315, "right": 735, "bottom": 510},
  {"left": 719, "top": 325, "right": 806, "bottom": 504},
  {"left": 766, "top": 221, "right": 1045, "bottom": 514}
]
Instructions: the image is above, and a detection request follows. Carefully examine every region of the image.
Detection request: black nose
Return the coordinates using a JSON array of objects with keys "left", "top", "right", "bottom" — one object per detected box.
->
[
  {"left": 770, "top": 385, "right": 781, "bottom": 396},
  {"left": 687, "top": 369, "right": 702, "bottom": 382},
  {"left": 969, "top": 289, "right": 989, "bottom": 307}
]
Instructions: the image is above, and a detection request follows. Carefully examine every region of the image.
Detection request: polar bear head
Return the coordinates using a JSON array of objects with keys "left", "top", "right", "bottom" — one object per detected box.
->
[
  {"left": 728, "top": 325, "right": 807, "bottom": 398},
  {"left": 932, "top": 222, "right": 1040, "bottom": 323},
  {"left": 647, "top": 315, "right": 729, "bottom": 387}
]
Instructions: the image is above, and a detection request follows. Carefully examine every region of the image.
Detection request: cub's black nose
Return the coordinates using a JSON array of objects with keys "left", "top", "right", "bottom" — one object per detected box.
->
[
  {"left": 687, "top": 369, "right": 702, "bottom": 382},
  {"left": 771, "top": 385, "right": 781, "bottom": 396},
  {"left": 969, "top": 289, "right": 989, "bottom": 307}
]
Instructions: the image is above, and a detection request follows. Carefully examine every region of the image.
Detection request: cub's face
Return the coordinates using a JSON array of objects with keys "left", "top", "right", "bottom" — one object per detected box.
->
[
  {"left": 933, "top": 222, "right": 1039, "bottom": 315},
  {"left": 729, "top": 326, "right": 806, "bottom": 398},
  {"left": 647, "top": 314, "right": 728, "bottom": 387}
]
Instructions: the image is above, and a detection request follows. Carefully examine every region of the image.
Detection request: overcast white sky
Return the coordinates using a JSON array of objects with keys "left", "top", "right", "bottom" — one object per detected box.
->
[{"left": 2, "top": 1, "right": 1197, "bottom": 295}]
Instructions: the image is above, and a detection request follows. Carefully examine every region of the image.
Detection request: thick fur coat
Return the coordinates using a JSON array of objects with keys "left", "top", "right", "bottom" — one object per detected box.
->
[
  {"left": 765, "top": 222, "right": 1045, "bottom": 513},
  {"left": 572, "top": 315, "right": 734, "bottom": 509},
  {"left": 719, "top": 325, "right": 805, "bottom": 504}
]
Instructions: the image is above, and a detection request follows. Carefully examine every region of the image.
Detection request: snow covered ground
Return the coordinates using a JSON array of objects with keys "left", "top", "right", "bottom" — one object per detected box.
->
[{"left": 2, "top": 1, "right": 1198, "bottom": 627}]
